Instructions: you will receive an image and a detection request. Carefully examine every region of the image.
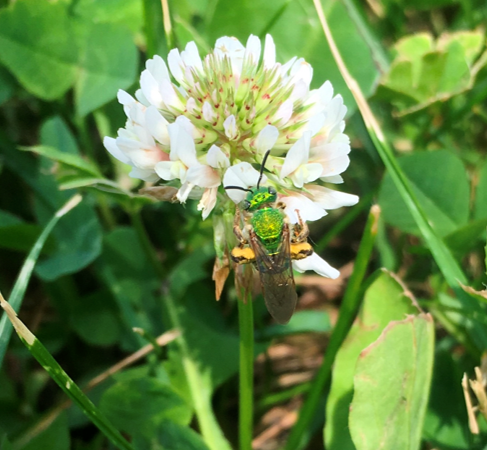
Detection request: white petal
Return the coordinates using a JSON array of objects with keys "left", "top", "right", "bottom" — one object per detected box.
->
[
  {"left": 186, "top": 164, "right": 221, "bottom": 188},
  {"left": 290, "top": 79, "right": 309, "bottom": 102},
  {"left": 160, "top": 79, "right": 184, "bottom": 110},
  {"left": 281, "top": 56, "right": 297, "bottom": 75},
  {"left": 146, "top": 55, "right": 170, "bottom": 81},
  {"left": 280, "top": 192, "right": 326, "bottom": 223},
  {"left": 306, "top": 113, "right": 326, "bottom": 136},
  {"left": 214, "top": 36, "right": 246, "bottom": 75},
  {"left": 168, "top": 121, "right": 197, "bottom": 167},
  {"left": 177, "top": 182, "right": 195, "bottom": 203},
  {"left": 117, "top": 90, "right": 135, "bottom": 106},
  {"left": 168, "top": 48, "right": 184, "bottom": 83},
  {"left": 207, "top": 145, "right": 229, "bottom": 169},
  {"left": 140, "top": 70, "right": 164, "bottom": 108},
  {"left": 145, "top": 106, "right": 170, "bottom": 146},
  {"left": 255, "top": 125, "right": 279, "bottom": 154},
  {"left": 304, "top": 163, "right": 324, "bottom": 183},
  {"left": 186, "top": 97, "right": 197, "bottom": 113},
  {"left": 245, "top": 35, "right": 261, "bottom": 65},
  {"left": 321, "top": 174, "right": 343, "bottom": 184},
  {"left": 181, "top": 41, "right": 202, "bottom": 71},
  {"left": 203, "top": 101, "right": 217, "bottom": 122},
  {"left": 223, "top": 114, "right": 238, "bottom": 140},
  {"left": 223, "top": 163, "right": 265, "bottom": 203},
  {"left": 104, "top": 137, "right": 130, "bottom": 165},
  {"left": 292, "top": 253, "right": 340, "bottom": 279},
  {"left": 280, "top": 132, "right": 311, "bottom": 179},
  {"left": 263, "top": 34, "right": 276, "bottom": 69},
  {"left": 135, "top": 88, "right": 149, "bottom": 106},
  {"left": 155, "top": 161, "right": 178, "bottom": 181},
  {"left": 129, "top": 167, "right": 159, "bottom": 182},
  {"left": 274, "top": 99, "right": 293, "bottom": 126},
  {"left": 319, "top": 154, "right": 350, "bottom": 177},
  {"left": 198, "top": 187, "right": 218, "bottom": 220},
  {"left": 306, "top": 185, "right": 359, "bottom": 209},
  {"left": 289, "top": 58, "right": 313, "bottom": 86}
]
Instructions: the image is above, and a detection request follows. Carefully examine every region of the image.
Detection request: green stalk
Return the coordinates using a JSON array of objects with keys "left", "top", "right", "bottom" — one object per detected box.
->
[
  {"left": 0, "top": 295, "right": 134, "bottom": 450},
  {"left": 285, "top": 205, "right": 380, "bottom": 450},
  {"left": 0, "top": 194, "right": 82, "bottom": 368},
  {"left": 238, "top": 293, "right": 254, "bottom": 450},
  {"left": 131, "top": 210, "right": 231, "bottom": 450}
]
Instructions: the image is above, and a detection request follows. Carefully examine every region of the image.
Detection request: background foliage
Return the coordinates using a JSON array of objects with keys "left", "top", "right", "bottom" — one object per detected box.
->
[{"left": 0, "top": 0, "right": 487, "bottom": 449}]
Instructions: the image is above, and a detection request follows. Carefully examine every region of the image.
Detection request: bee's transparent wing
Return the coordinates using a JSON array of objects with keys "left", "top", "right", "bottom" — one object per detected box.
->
[{"left": 250, "top": 225, "right": 297, "bottom": 324}]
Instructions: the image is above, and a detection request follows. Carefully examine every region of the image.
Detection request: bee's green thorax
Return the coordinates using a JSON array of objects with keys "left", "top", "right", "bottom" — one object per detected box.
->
[
  {"left": 251, "top": 208, "right": 284, "bottom": 254},
  {"left": 246, "top": 187, "right": 277, "bottom": 211}
]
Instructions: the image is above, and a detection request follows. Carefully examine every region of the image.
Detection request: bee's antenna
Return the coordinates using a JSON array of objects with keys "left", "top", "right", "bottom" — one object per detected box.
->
[
  {"left": 224, "top": 185, "right": 253, "bottom": 192},
  {"left": 257, "top": 150, "right": 271, "bottom": 189}
]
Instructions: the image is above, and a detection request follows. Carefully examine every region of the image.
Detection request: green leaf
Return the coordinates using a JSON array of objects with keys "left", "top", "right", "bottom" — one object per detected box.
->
[
  {"left": 75, "top": 22, "right": 138, "bottom": 117},
  {"left": 379, "top": 150, "right": 470, "bottom": 237},
  {"left": 444, "top": 218, "right": 487, "bottom": 255},
  {"left": 257, "top": 310, "right": 331, "bottom": 339},
  {"left": 0, "top": 64, "right": 16, "bottom": 106},
  {"left": 422, "top": 340, "right": 470, "bottom": 449},
  {"left": 71, "top": 291, "right": 121, "bottom": 347},
  {"left": 474, "top": 159, "right": 487, "bottom": 220},
  {"left": 73, "top": 0, "right": 143, "bottom": 33},
  {"left": 34, "top": 199, "right": 103, "bottom": 281},
  {"left": 100, "top": 378, "right": 191, "bottom": 437},
  {"left": 324, "top": 270, "right": 420, "bottom": 450},
  {"left": 20, "top": 146, "right": 102, "bottom": 178},
  {"left": 349, "top": 314, "right": 435, "bottom": 450},
  {"left": 379, "top": 31, "right": 485, "bottom": 114},
  {"left": 0, "top": 0, "right": 78, "bottom": 100},
  {"left": 134, "top": 420, "right": 211, "bottom": 450},
  {"left": 0, "top": 433, "right": 13, "bottom": 450},
  {"left": 40, "top": 116, "right": 79, "bottom": 156},
  {"left": 20, "top": 413, "right": 70, "bottom": 450}
]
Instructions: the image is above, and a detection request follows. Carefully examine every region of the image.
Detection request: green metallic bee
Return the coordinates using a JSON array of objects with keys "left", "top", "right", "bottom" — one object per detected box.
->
[{"left": 225, "top": 151, "right": 313, "bottom": 324}]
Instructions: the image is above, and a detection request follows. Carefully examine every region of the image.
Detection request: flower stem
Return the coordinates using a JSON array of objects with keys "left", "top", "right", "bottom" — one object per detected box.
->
[{"left": 238, "top": 292, "right": 254, "bottom": 450}]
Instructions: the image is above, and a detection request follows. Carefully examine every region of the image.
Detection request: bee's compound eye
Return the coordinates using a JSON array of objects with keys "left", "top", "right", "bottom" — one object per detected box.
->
[
  {"left": 268, "top": 186, "right": 276, "bottom": 195},
  {"left": 243, "top": 200, "right": 251, "bottom": 210}
]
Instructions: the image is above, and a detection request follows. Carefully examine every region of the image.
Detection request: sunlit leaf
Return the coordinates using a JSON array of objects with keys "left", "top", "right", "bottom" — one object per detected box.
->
[{"left": 349, "top": 314, "right": 434, "bottom": 450}]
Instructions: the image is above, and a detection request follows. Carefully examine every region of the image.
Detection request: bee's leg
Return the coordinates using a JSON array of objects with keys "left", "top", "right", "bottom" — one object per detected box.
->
[
  {"left": 231, "top": 207, "right": 255, "bottom": 264},
  {"left": 233, "top": 207, "right": 247, "bottom": 246},
  {"left": 292, "top": 209, "right": 309, "bottom": 243}
]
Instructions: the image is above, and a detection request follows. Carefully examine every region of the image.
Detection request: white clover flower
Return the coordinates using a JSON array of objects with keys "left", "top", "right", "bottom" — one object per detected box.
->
[{"left": 104, "top": 34, "right": 358, "bottom": 279}]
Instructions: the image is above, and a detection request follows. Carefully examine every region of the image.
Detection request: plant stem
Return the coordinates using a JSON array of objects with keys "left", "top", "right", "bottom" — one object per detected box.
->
[
  {"left": 285, "top": 205, "right": 380, "bottom": 450},
  {"left": 238, "top": 293, "right": 254, "bottom": 450}
]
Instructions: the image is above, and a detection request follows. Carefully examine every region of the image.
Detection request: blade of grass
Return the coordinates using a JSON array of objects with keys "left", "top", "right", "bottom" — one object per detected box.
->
[
  {"left": 0, "top": 194, "right": 82, "bottom": 368},
  {"left": 285, "top": 204, "right": 381, "bottom": 450},
  {"left": 0, "top": 293, "right": 134, "bottom": 450}
]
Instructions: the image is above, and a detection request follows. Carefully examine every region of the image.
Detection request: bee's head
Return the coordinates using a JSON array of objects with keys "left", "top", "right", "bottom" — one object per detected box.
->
[
  {"left": 224, "top": 150, "right": 276, "bottom": 210},
  {"left": 243, "top": 186, "right": 277, "bottom": 211}
]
